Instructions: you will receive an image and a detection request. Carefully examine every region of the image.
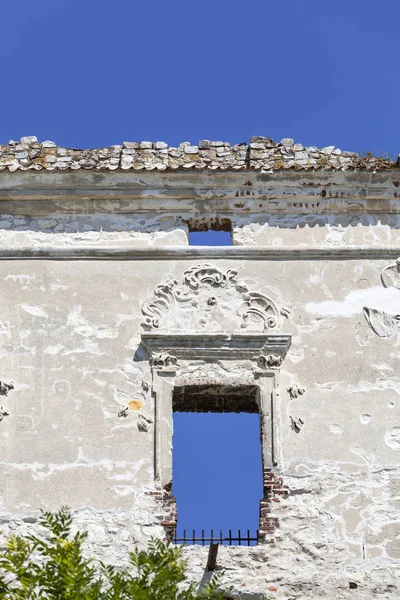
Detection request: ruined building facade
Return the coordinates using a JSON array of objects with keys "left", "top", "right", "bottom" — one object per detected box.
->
[{"left": 0, "top": 136, "right": 399, "bottom": 598}]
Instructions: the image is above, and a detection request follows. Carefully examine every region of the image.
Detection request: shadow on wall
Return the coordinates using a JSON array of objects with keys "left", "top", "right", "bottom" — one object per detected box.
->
[
  {"left": 0, "top": 214, "right": 188, "bottom": 234},
  {"left": 2, "top": 213, "right": 400, "bottom": 235}
]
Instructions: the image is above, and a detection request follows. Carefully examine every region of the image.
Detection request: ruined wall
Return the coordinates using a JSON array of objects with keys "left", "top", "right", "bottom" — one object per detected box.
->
[{"left": 0, "top": 163, "right": 399, "bottom": 599}]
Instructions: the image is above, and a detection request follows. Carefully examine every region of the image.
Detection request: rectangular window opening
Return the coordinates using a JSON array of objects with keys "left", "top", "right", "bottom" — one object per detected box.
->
[
  {"left": 188, "top": 218, "right": 232, "bottom": 246},
  {"left": 172, "top": 385, "right": 262, "bottom": 546}
]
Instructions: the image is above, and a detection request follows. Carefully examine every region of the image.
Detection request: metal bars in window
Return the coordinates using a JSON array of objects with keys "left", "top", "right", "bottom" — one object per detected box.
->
[{"left": 173, "top": 529, "right": 258, "bottom": 546}]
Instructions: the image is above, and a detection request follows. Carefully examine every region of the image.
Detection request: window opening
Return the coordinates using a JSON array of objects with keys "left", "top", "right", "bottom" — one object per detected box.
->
[
  {"left": 172, "top": 385, "right": 262, "bottom": 546},
  {"left": 188, "top": 218, "right": 232, "bottom": 246}
]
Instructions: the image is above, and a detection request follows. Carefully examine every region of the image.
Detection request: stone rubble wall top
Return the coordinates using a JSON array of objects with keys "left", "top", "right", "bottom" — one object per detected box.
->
[{"left": 0, "top": 136, "right": 398, "bottom": 173}]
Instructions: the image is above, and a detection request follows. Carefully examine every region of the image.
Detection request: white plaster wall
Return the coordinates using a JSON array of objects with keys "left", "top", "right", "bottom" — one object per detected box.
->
[
  {"left": 232, "top": 213, "right": 400, "bottom": 248},
  {"left": 2, "top": 211, "right": 400, "bottom": 251},
  {"left": 0, "top": 159, "right": 400, "bottom": 598},
  {"left": 0, "top": 253, "right": 398, "bottom": 598},
  {"left": 0, "top": 213, "right": 188, "bottom": 247}
]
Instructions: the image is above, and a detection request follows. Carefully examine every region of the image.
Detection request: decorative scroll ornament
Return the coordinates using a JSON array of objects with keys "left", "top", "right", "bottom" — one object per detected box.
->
[
  {"left": 150, "top": 353, "right": 178, "bottom": 370},
  {"left": 141, "top": 263, "right": 289, "bottom": 333},
  {"left": 182, "top": 264, "right": 238, "bottom": 290},
  {"left": 364, "top": 257, "right": 400, "bottom": 338},
  {"left": 381, "top": 257, "right": 400, "bottom": 290},
  {"left": 363, "top": 307, "right": 400, "bottom": 338},
  {"left": 257, "top": 355, "right": 283, "bottom": 369}
]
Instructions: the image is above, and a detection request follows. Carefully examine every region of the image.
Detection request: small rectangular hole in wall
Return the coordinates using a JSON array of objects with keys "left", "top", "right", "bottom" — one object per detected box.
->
[
  {"left": 172, "top": 385, "right": 262, "bottom": 545},
  {"left": 188, "top": 218, "right": 232, "bottom": 246}
]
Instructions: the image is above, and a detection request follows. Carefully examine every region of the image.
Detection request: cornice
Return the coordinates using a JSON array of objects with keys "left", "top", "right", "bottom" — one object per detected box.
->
[
  {"left": 0, "top": 245, "right": 398, "bottom": 260},
  {"left": 1, "top": 170, "right": 400, "bottom": 215},
  {"left": 141, "top": 332, "right": 292, "bottom": 361}
]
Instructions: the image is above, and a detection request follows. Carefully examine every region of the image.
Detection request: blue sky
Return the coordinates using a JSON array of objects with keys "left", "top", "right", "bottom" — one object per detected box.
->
[
  {"left": 1, "top": 0, "right": 400, "bottom": 157},
  {"left": 173, "top": 413, "right": 261, "bottom": 540},
  {"left": 2, "top": 0, "right": 399, "bottom": 540}
]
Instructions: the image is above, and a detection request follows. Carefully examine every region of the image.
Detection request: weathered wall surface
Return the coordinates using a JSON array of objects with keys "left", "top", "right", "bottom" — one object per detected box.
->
[{"left": 0, "top": 167, "right": 399, "bottom": 599}]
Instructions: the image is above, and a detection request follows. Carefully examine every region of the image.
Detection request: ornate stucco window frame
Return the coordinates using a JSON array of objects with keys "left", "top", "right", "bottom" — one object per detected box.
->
[
  {"left": 141, "top": 331, "right": 291, "bottom": 541},
  {"left": 140, "top": 263, "right": 292, "bottom": 541}
]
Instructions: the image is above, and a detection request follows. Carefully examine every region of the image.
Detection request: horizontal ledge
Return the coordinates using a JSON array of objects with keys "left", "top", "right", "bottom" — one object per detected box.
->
[
  {"left": 0, "top": 245, "right": 398, "bottom": 260},
  {"left": 142, "top": 332, "right": 291, "bottom": 345},
  {"left": 1, "top": 195, "right": 400, "bottom": 214},
  {"left": 141, "top": 332, "right": 292, "bottom": 360}
]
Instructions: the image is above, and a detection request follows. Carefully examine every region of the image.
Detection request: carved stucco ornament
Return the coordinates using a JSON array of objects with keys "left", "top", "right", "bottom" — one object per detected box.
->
[
  {"left": 118, "top": 406, "right": 129, "bottom": 418},
  {"left": 364, "top": 257, "right": 400, "bottom": 338},
  {"left": 287, "top": 384, "right": 306, "bottom": 399},
  {"left": 150, "top": 353, "right": 178, "bottom": 370},
  {"left": 141, "top": 263, "right": 289, "bottom": 333},
  {"left": 137, "top": 413, "right": 153, "bottom": 432},
  {"left": 117, "top": 407, "right": 154, "bottom": 432},
  {"left": 363, "top": 307, "right": 400, "bottom": 338},
  {"left": 380, "top": 257, "right": 400, "bottom": 290},
  {"left": 0, "top": 406, "right": 9, "bottom": 422},
  {"left": 290, "top": 416, "right": 304, "bottom": 433},
  {"left": 0, "top": 381, "right": 14, "bottom": 422},
  {"left": 0, "top": 381, "right": 14, "bottom": 396},
  {"left": 257, "top": 355, "right": 283, "bottom": 369}
]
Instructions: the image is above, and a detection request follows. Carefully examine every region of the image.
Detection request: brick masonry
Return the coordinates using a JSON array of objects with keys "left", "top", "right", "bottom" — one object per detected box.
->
[
  {"left": 258, "top": 468, "right": 289, "bottom": 542},
  {"left": 147, "top": 490, "right": 177, "bottom": 541},
  {"left": 149, "top": 468, "right": 289, "bottom": 545}
]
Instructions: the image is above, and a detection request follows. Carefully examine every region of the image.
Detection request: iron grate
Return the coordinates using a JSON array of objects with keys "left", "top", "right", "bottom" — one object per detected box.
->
[{"left": 173, "top": 529, "right": 258, "bottom": 546}]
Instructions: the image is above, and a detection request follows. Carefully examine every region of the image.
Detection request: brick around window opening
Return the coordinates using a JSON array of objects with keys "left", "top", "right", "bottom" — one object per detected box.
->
[
  {"left": 187, "top": 217, "right": 232, "bottom": 233},
  {"left": 147, "top": 489, "right": 177, "bottom": 542},
  {"left": 258, "top": 468, "right": 289, "bottom": 543},
  {"left": 170, "top": 384, "right": 289, "bottom": 545},
  {"left": 173, "top": 384, "right": 258, "bottom": 413},
  {"left": 148, "top": 464, "right": 289, "bottom": 545},
  {"left": 144, "top": 364, "right": 290, "bottom": 545}
]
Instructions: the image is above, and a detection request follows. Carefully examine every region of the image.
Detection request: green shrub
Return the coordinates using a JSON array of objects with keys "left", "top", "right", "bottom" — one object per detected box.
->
[{"left": 0, "top": 507, "right": 226, "bottom": 600}]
